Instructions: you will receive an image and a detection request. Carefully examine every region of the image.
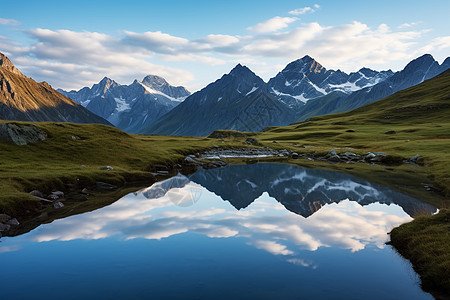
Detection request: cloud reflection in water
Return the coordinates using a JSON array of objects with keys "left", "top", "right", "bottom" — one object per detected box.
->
[{"left": 19, "top": 164, "right": 422, "bottom": 264}]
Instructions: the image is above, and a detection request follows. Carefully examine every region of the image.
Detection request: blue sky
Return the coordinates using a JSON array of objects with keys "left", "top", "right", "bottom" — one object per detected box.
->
[{"left": 1, "top": 0, "right": 449, "bottom": 91}]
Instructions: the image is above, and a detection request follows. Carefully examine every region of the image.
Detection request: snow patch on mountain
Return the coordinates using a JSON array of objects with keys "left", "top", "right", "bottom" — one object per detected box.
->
[{"left": 246, "top": 86, "right": 259, "bottom": 96}]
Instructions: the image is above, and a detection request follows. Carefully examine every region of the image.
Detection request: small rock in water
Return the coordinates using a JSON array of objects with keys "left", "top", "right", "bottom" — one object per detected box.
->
[
  {"left": 53, "top": 201, "right": 64, "bottom": 209},
  {"left": 100, "top": 166, "right": 114, "bottom": 170},
  {"left": 96, "top": 182, "right": 117, "bottom": 190}
]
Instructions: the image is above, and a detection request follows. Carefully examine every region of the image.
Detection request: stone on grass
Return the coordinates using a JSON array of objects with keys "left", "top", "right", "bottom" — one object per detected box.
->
[{"left": 53, "top": 202, "right": 64, "bottom": 209}]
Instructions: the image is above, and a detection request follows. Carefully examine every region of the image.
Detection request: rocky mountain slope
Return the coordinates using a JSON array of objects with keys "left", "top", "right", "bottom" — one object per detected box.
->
[
  {"left": 142, "top": 64, "right": 297, "bottom": 136},
  {"left": 0, "top": 53, "right": 111, "bottom": 125},
  {"left": 59, "top": 75, "right": 190, "bottom": 133}
]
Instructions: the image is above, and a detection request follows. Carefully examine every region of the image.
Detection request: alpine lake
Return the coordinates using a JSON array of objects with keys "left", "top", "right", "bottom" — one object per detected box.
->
[{"left": 0, "top": 163, "right": 437, "bottom": 299}]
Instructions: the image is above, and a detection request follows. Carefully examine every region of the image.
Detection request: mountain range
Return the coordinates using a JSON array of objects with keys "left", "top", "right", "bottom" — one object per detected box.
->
[
  {"left": 143, "top": 64, "right": 298, "bottom": 136},
  {"left": 268, "top": 55, "right": 394, "bottom": 107},
  {"left": 2, "top": 51, "right": 449, "bottom": 137},
  {"left": 142, "top": 54, "right": 449, "bottom": 136},
  {"left": 296, "top": 54, "right": 450, "bottom": 121},
  {"left": 58, "top": 75, "right": 190, "bottom": 133},
  {"left": 0, "top": 53, "right": 110, "bottom": 125}
]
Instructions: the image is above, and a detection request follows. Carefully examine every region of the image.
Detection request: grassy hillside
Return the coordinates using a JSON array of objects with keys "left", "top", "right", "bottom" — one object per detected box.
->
[{"left": 0, "top": 121, "right": 228, "bottom": 216}]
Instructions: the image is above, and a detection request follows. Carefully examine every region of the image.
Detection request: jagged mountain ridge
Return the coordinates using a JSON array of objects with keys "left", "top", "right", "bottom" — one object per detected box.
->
[
  {"left": 297, "top": 54, "right": 450, "bottom": 121},
  {"left": 0, "top": 52, "right": 111, "bottom": 125},
  {"left": 141, "top": 57, "right": 398, "bottom": 137},
  {"left": 142, "top": 64, "right": 298, "bottom": 136},
  {"left": 59, "top": 75, "right": 190, "bottom": 133},
  {"left": 268, "top": 55, "right": 394, "bottom": 107}
]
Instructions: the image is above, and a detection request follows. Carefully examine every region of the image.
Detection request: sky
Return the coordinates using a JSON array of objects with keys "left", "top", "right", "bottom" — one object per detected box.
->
[{"left": 0, "top": 0, "right": 449, "bottom": 92}]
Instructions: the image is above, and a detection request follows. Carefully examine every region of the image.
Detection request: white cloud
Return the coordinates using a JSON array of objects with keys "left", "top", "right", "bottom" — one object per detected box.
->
[
  {"left": 124, "top": 30, "right": 189, "bottom": 53},
  {"left": 201, "top": 34, "right": 240, "bottom": 46},
  {"left": 398, "top": 22, "right": 420, "bottom": 29},
  {"left": 419, "top": 36, "right": 450, "bottom": 53},
  {"left": 247, "top": 16, "right": 297, "bottom": 33},
  {"left": 1, "top": 16, "right": 447, "bottom": 91},
  {"left": 289, "top": 4, "right": 320, "bottom": 16},
  {"left": 3, "top": 28, "right": 195, "bottom": 90},
  {"left": 0, "top": 18, "right": 20, "bottom": 26}
]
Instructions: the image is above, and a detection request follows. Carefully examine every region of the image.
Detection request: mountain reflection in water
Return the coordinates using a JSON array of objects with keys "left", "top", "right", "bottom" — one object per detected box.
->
[
  {"left": 189, "top": 163, "right": 436, "bottom": 217},
  {"left": 8, "top": 163, "right": 435, "bottom": 254}
]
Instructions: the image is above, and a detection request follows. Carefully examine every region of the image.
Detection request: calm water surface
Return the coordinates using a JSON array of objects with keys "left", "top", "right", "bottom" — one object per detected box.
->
[{"left": 0, "top": 163, "right": 436, "bottom": 299}]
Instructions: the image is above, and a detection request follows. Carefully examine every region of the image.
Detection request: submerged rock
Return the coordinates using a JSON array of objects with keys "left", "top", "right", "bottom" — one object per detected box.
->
[{"left": 96, "top": 182, "right": 117, "bottom": 190}]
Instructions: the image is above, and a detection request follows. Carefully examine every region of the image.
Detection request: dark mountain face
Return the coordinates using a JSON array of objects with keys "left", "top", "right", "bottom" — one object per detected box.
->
[
  {"left": 296, "top": 54, "right": 450, "bottom": 121},
  {"left": 142, "top": 64, "right": 298, "bottom": 137},
  {"left": 188, "top": 163, "right": 436, "bottom": 218},
  {"left": 0, "top": 52, "right": 111, "bottom": 125},
  {"left": 59, "top": 75, "right": 190, "bottom": 133},
  {"left": 268, "top": 55, "right": 393, "bottom": 108}
]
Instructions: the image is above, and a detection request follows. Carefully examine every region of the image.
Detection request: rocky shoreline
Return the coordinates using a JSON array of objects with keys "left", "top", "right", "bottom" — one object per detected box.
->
[{"left": 185, "top": 147, "right": 423, "bottom": 167}]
